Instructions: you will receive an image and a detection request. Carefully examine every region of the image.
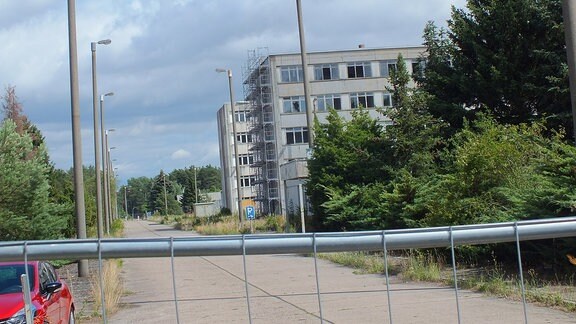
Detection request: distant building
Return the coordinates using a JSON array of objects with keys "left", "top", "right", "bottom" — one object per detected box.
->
[
  {"left": 217, "top": 101, "right": 257, "bottom": 215},
  {"left": 217, "top": 46, "right": 425, "bottom": 218}
]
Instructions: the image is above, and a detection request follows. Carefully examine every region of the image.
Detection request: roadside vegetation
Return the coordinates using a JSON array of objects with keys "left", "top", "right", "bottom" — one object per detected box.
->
[
  {"left": 154, "top": 212, "right": 285, "bottom": 235},
  {"left": 319, "top": 250, "right": 576, "bottom": 313},
  {"left": 90, "top": 259, "right": 124, "bottom": 316}
]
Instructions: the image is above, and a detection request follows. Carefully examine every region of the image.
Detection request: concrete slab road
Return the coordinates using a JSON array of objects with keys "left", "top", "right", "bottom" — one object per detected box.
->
[{"left": 105, "top": 220, "right": 575, "bottom": 324}]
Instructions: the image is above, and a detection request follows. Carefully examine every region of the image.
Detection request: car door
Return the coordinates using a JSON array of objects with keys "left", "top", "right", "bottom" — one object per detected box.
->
[{"left": 39, "top": 262, "right": 62, "bottom": 323}]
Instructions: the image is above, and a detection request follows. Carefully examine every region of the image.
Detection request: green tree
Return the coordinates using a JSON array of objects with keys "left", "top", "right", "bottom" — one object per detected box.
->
[
  {"left": 0, "top": 120, "right": 67, "bottom": 240},
  {"left": 308, "top": 108, "right": 388, "bottom": 230},
  {"left": 420, "top": 0, "right": 569, "bottom": 135},
  {"left": 149, "top": 171, "right": 182, "bottom": 215},
  {"left": 125, "top": 176, "right": 153, "bottom": 217},
  {"left": 196, "top": 165, "right": 221, "bottom": 191}
]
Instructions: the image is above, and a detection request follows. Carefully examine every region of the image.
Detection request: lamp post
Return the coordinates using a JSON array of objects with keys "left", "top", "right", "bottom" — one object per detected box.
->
[
  {"left": 164, "top": 174, "right": 168, "bottom": 215},
  {"left": 91, "top": 39, "right": 111, "bottom": 239},
  {"left": 100, "top": 93, "right": 114, "bottom": 234},
  {"left": 295, "top": 0, "right": 314, "bottom": 150},
  {"left": 105, "top": 144, "right": 117, "bottom": 233},
  {"left": 67, "top": 0, "right": 88, "bottom": 277},
  {"left": 216, "top": 68, "right": 244, "bottom": 225}
]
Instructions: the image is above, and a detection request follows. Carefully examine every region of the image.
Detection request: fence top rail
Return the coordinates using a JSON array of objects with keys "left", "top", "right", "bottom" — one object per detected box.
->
[{"left": 0, "top": 216, "right": 575, "bottom": 261}]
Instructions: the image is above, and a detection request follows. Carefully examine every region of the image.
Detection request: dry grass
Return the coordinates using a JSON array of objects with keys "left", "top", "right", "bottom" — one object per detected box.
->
[
  {"left": 194, "top": 214, "right": 285, "bottom": 235},
  {"left": 90, "top": 259, "right": 123, "bottom": 316}
]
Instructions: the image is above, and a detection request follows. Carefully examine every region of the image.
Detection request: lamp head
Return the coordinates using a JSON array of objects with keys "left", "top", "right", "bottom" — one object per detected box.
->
[{"left": 98, "top": 39, "right": 112, "bottom": 45}]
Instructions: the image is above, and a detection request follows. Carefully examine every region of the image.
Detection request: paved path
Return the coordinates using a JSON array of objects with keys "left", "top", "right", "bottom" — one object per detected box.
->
[{"left": 106, "top": 220, "right": 575, "bottom": 323}]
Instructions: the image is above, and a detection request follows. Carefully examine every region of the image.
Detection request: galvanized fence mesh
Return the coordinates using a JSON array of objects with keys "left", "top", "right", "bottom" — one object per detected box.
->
[{"left": 1, "top": 216, "right": 575, "bottom": 323}]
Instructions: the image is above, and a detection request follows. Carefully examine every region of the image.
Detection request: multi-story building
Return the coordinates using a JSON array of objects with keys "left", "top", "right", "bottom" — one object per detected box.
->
[
  {"left": 218, "top": 46, "right": 425, "bottom": 218},
  {"left": 217, "top": 101, "right": 257, "bottom": 215}
]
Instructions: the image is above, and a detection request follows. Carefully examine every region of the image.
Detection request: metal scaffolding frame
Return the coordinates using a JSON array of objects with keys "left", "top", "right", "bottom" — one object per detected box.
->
[{"left": 243, "top": 48, "right": 281, "bottom": 216}]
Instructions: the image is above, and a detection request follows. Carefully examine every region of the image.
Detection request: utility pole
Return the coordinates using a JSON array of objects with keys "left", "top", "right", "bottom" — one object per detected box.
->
[
  {"left": 296, "top": 0, "right": 314, "bottom": 151},
  {"left": 67, "top": 0, "right": 88, "bottom": 277},
  {"left": 163, "top": 174, "right": 168, "bottom": 216},
  {"left": 562, "top": 0, "right": 576, "bottom": 144}
]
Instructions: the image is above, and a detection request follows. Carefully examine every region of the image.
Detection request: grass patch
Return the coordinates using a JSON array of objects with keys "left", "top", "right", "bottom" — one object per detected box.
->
[
  {"left": 90, "top": 259, "right": 124, "bottom": 317},
  {"left": 318, "top": 252, "right": 393, "bottom": 274},
  {"left": 193, "top": 214, "right": 286, "bottom": 235},
  {"left": 320, "top": 250, "right": 576, "bottom": 313},
  {"left": 401, "top": 250, "right": 445, "bottom": 282}
]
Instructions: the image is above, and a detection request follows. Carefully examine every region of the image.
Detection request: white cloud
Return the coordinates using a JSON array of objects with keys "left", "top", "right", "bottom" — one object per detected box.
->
[
  {"left": 171, "top": 149, "right": 192, "bottom": 160},
  {"left": 0, "top": 0, "right": 466, "bottom": 183}
]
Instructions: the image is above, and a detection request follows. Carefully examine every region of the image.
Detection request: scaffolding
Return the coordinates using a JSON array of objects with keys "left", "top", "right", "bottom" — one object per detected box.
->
[{"left": 243, "top": 48, "right": 281, "bottom": 216}]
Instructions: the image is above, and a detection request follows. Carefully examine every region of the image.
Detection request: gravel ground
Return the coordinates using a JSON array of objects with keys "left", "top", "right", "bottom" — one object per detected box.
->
[{"left": 58, "top": 260, "right": 100, "bottom": 322}]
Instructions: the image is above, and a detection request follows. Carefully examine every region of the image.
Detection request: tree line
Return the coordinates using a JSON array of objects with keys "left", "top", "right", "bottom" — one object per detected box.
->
[{"left": 119, "top": 166, "right": 221, "bottom": 218}]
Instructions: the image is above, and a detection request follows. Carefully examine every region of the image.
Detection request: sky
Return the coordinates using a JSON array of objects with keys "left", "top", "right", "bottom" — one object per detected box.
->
[{"left": 0, "top": 0, "right": 465, "bottom": 184}]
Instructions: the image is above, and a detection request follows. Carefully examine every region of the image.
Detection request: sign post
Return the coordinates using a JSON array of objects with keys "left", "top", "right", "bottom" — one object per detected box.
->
[{"left": 246, "top": 205, "right": 255, "bottom": 233}]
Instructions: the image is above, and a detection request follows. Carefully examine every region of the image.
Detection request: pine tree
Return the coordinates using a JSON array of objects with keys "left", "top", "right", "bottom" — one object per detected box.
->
[
  {"left": 420, "top": 0, "right": 569, "bottom": 135},
  {"left": 0, "top": 120, "right": 67, "bottom": 240}
]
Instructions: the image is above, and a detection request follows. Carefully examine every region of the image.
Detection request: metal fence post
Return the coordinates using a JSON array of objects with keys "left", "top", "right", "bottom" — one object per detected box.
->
[
  {"left": 514, "top": 223, "right": 528, "bottom": 324},
  {"left": 242, "top": 235, "right": 253, "bottom": 324},
  {"left": 97, "top": 238, "right": 107, "bottom": 323},
  {"left": 170, "top": 237, "right": 181, "bottom": 324},
  {"left": 382, "top": 231, "right": 393, "bottom": 324},
  {"left": 313, "top": 233, "right": 324, "bottom": 323},
  {"left": 22, "top": 242, "right": 33, "bottom": 324},
  {"left": 449, "top": 227, "right": 461, "bottom": 324}
]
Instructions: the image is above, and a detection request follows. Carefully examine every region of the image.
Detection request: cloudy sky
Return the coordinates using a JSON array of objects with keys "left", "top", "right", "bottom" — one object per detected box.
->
[{"left": 0, "top": 0, "right": 465, "bottom": 184}]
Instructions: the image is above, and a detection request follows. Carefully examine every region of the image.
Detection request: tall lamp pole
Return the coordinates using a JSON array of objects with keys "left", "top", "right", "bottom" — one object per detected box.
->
[
  {"left": 105, "top": 143, "right": 116, "bottom": 233},
  {"left": 91, "top": 39, "right": 111, "bottom": 239},
  {"left": 100, "top": 94, "right": 114, "bottom": 234},
  {"left": 296, "top": 0, "right": 314, "bottom": 150},
  {"left": 216, "top": 68, "right": 243, "bottom": 225},
  {"left": 67, "top": 0, "right": 88, "bottom": 277},
  {"left": 562, "top": 0, "right": 576, "bottom": 144}
]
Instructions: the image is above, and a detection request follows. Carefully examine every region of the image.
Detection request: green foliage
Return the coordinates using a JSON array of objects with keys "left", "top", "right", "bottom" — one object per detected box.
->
[
  {"left": 308, "top": 108, "right": 388, "bottom": 230},
  {"left": 0, "top": 120, "right": 68, "bottom": 240},
  {"left": 421, "top": 0, "right": 570, "bottom": 135},
  {"left": 149, "top": 171, "right": 182, "bottom": 216},
  {"left": 419, "top": 116, "right": 576, "bottom": 226}
]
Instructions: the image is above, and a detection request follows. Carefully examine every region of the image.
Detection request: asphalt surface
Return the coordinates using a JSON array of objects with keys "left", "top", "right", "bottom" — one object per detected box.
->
[{"left": 104, "top": 220, "right": 575, "bottom": 323}]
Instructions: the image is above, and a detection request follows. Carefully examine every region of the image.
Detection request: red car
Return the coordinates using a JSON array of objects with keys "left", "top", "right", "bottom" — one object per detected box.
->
[{"left": 0, "top": 261, "right": 75, "bottom": 324}]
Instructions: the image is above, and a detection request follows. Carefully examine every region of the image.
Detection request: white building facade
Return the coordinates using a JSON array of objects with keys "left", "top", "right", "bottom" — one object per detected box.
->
[
  {"left": 218, "top": 46, "right": 425, "bottom": 218},
  {"left": 217, "top": 101, "right": 258, "bottom": 215}
]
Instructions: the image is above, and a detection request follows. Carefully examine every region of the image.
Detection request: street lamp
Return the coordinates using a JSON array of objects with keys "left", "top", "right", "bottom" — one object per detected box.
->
[
  {"left": 100, "top": 93, "right": 113, "bottom": 234},
  {"left": 67, "top": 0, "right": 89, "bottom": 277},
  {"left": 103, "top": 128, "right": 115, "bottom": 235},
  {"left": 107, "top": 144, "right": 117, "bottom": 231},
  {"left": 295, "top": 0, "right": 314, "bottom": 149},
  {"left": 91, "top": 38, "right": 111, "bottom": 239},
  {"left": 216, "top": 68, "right": 244, "bottom": 225}
]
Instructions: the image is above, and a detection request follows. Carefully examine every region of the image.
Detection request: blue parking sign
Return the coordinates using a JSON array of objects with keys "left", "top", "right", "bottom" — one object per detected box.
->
[{"left": 245, "top": 206, "right": 255, "bottom": 220}]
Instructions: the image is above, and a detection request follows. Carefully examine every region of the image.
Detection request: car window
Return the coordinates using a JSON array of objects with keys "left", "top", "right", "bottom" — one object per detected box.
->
[
  {"left": 39, "top": 264, "right": 52, "bottom": 292},
  {"left": 0, "top": 264, "right": 35, "bottom": 294},
  {"left": 44, "top": 262, "right": 58, "bottom": 282}
]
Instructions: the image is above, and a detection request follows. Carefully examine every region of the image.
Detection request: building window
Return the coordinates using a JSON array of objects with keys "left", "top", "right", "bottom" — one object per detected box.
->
[
  {"left": 236, "top": 132, "right": 253, "bottom": 143},
  {"left": 314, "top": 64, "right": 339, "bottom": 80},
  {"left": 411, "top": 60, "right": 426, "bottom": 78},
  {"left": 347, "top": 62, "right": 372, "bottom": 78},
  {"left": 240, "top": 175, "right": 256, "bottom": 187},
  {"left": 238, "top": 154, "right": 254, "bottom": 166},
  {"left": 315, "top": 94, "right": 342, "bottom": 111},
  {"left": 383, "top": 93, "right": 393, "bottom": 107},
  {"left": 280, "top": 65, "right": 303, "bottom": 83},
  {"left": 235, "top": 110, "right": 249, "bottom": 123},
  {"left": 286, "top": 127, "right": 309, "bottom": 145},
  {"left": 350, "top": 92, "right": 375, "bottom": 108},
  {"left": 380, "top": 60, "right": 397, "bottom": 77},
  {"left": 282, "top": 96, "right": 306, "bottom": 113}
]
